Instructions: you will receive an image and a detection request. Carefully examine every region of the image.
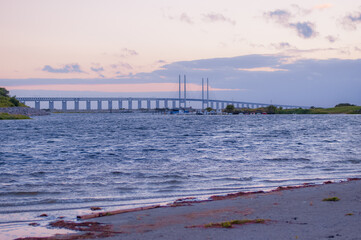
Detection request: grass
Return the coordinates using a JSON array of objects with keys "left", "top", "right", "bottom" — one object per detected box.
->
[
  {"left": 204, "top": 219, "right": 267, "bottom": 228},
  {"left": 0, "top": 96, "right": 27, "bottom": 108},
  {"left": 322, "top": 197, "right": 340, "bottom": 202},
  {"left": 276, "top": 106, "right": 361, "bottom": 114},
  {"left": 232, "top": 105, "right": 361, "bottom": 115},
  {"left": 0, "top": 112, "right": 30, "bottom": 120},
  {"left": 308, "top": 106, "right": 361, "bottom": 114}
]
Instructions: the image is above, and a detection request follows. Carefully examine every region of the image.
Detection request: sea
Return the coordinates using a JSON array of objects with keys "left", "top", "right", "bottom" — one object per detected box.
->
[{"left": 1, "top": 113, "right": 361, "bottom": 239}]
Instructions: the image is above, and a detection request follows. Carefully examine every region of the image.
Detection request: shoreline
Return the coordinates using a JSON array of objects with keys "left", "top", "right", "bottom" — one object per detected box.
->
[
  {"left": 13, "top": 178, "right": 361, "bottom": 240},
  {"left": 0, "top": 107, "right": 49, "bottom": 117}
]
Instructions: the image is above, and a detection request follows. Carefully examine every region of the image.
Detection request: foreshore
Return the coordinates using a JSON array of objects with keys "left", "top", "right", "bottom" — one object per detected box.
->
[
  {"left": 0, "top": 107, "right": 49, "bottom": 116},
  {"left": 15, "top": 178, "right": 361, "bottom": 240}
]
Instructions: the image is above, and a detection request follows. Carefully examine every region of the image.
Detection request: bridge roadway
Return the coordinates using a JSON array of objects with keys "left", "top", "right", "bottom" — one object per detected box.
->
[{"left": 17, "top": 97, "right": 307, "bottom": 111}]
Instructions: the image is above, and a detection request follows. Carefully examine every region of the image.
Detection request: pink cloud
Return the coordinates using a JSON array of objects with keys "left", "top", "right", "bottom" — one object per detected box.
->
[
  {"left": 313, "top": 4, "right": 333, "bottom": 10},
  {"left": 6, "top": 83, "right": 238, "bottom": 93},
  {"left": 237, "top": 67, "right": 288, "bottom": 72}
]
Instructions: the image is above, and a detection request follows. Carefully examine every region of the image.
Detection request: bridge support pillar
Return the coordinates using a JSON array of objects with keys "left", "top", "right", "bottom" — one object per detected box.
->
[
  {"left": 128, "top": 99, "right": 132, "bottom": 110},
  {"left": 156, "top": 100, "right": 159, "bottom": 109},
  {"left": 62, "top": 101, "right": 67, "bottom": 111},
  {"left": 237, "top": 103, "right": 240, "bottom": 108},
  {"left": 216, "top": 102, "right": 219, "bottom": 110},
  {"left": 172, "top": 100, "right": 176, "bottom": 109},
  {"left": 75, "top": 100, "right": 79, "bottom": 111},
  {"left": 221, "top": 102, "right": 225, "bottom": 109},
  {"left": 108, "top": 100, "right": 112, "bottom": 110},
  {"left": 118, "top": 100, "right": 122, "bottom": 109},
  {"left": 35, "top": 101, "right": 40, "bottom": 110},
  {"left": 147, "top": 100, "right": 151, "bottom": 110},
  {"left": 97, "top": 100, "right": 102, "bottom": 110},
  {"left": 49, "top": 101, "right": 54, "bottom": 110},
  {"left": 138, "top": 100, "right": 142, "bottom": 109},
  {"left": 164, "top": 100, "right": 168, "bottom": 109},
  {"left": 86, "top": 100, "right": 91, "bottom": 110},
  {"left": 211, "top": 102, "right": 214, "bottom": 109}
]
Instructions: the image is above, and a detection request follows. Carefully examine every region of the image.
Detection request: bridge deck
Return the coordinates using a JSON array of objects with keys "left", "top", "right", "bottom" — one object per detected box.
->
[{"left": 17, "top": 97, "right": 308, "bottom": 110}]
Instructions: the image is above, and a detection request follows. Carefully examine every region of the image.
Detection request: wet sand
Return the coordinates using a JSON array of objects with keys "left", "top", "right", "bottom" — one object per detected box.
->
[{"left": 17, "top": 179, "right": 361, "bottom": 240}]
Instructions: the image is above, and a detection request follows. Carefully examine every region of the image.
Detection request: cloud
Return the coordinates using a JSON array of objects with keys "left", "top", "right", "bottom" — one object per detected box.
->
[
  {"left": 90, "top": 65, "right": 105, "bottom": 78},
  {"left": 291, "top": 4, "right": 312, "bottom": 16},
  {"left": 325, "top": 35, "right": 338, "bottom": 43},
  {"left": 119, "top": 48, "right": 138, "bottom": 58},
  {"left": 179, "top": 13, "right": 194, "bottom": 24},
  {"left": 272, "top": 42, "right": 292, "bottom": 49},
  {"left": 202, "top": 12, "right": 236, "bottom": 25},
  {"left": 264, "top": 9, "right": 291, "bottom": 24},
  {"left": 113, "top": 62, "right": 133, "bottom": 70},
  {"left": 9, "top": 55, "right": 361, "bottom": 107},
  {"left": 42, "top": 64, "right": 84, "bottom": 73},
  {"left": 313, "top": 4, "right": 333, "bottom": 10},
  {"left": 341, "top": 11, "right": 361, "bottom": 30},
  {"left": 166, "top": 12, "right": 194, "bottom": 24},
  {"left": 90, "top": 67, "right": 104, "bottom": 72},
  {"left": 264, "top": 9, "right": 317, "bottom": 39},
  {"left": 110, "top": 62, "right": 133, "bottom": 77},
  {"left": 7, "top": 83, "right": 237, "bottom": 93},
  {"left": 237, "top": 67, "right": 288, "bottom": 72},
  {"left": 289, "top": 22, "right": 317, "bottom": 38}
]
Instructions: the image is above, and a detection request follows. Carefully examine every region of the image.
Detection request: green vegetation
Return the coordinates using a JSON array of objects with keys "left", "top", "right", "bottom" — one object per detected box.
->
[
  {"left": 204, "top": 219, "right": 267, "bottom": 228},
  {"left": 322, "top": 197, "right": 340, "bottom": 202},
  {"left": 306, "top": 106, "right": 361, "bottom": 114},
  {"left": 221, "top": 222, "right": 232, "bottom": 228},
  {"left": 224, "top": 104, "right": 235, "bottom": 113},
  {"left": 0, "top": 87, "right": 30, "bottom": 120},
  {"left": 0, "top": 87, "right": 27, "bottom": 107},
  {"left": 223, "top": 103, "right": 361, "bottom": 115},
  {"left": 0, "top": 112, "right": 30, "bottom": 120},
  {"left": 335, "top": 103, "right": 355, "bottom": 107}
]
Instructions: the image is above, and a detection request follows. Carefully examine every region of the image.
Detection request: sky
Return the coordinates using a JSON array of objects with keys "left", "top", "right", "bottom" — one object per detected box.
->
[{"left": 1, "top": 0, "right": 361, "bottom": 107}]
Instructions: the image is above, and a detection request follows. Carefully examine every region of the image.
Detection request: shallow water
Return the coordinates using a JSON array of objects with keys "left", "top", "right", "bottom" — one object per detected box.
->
[{"left": 1, "top": 113, "right": 361, "bottom": 238}]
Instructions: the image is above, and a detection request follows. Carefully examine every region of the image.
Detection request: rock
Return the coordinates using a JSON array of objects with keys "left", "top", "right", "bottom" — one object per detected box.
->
[
  {"left": 28, "top": 222, "right": 40, "bottom": 226},
  {"left": 0, "top": 107, "right": 49, "bottom": 116},
  {"left": 90, "top": 207, "right": 102, "bottom": 211}
]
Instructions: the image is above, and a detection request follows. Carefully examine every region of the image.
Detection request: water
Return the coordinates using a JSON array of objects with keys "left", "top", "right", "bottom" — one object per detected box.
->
[{"left": 1, "top": 114, "right": 361, "bottom": 238}]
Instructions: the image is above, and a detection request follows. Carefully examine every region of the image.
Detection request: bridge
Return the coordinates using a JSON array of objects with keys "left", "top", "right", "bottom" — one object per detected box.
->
[
  {"left": 17, "top": 75, "right": 308, "bottom": 111},
  {"left": 17, "top": 97, "right": 306, "bottom": 111}
]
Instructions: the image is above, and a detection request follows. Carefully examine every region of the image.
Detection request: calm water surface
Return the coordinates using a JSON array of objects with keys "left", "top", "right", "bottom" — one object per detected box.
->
[{"left": 1, "top": 114, "right": 360, "bottom": 238}]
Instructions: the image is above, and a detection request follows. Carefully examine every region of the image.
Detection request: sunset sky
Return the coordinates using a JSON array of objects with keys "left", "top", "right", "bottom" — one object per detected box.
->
[{"left": 1, "top": 0, "right": 361, "bottom": 106}]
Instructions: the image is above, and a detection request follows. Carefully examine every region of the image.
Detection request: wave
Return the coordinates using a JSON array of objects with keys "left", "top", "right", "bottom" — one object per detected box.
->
[
  {"left": 263, "top": 157, "right": 311, "bottom": 162},
  {"left": 0, "top": 191, "right": 61, "bottom": 197},
  {"left": 212, "top": 177, "right": 253, "bottom": 182}
]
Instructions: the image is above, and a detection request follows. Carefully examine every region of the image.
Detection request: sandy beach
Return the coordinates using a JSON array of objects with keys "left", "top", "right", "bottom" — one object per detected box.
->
[{"left": 15, "top": 179, "right": 361, "bottom": 240}]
